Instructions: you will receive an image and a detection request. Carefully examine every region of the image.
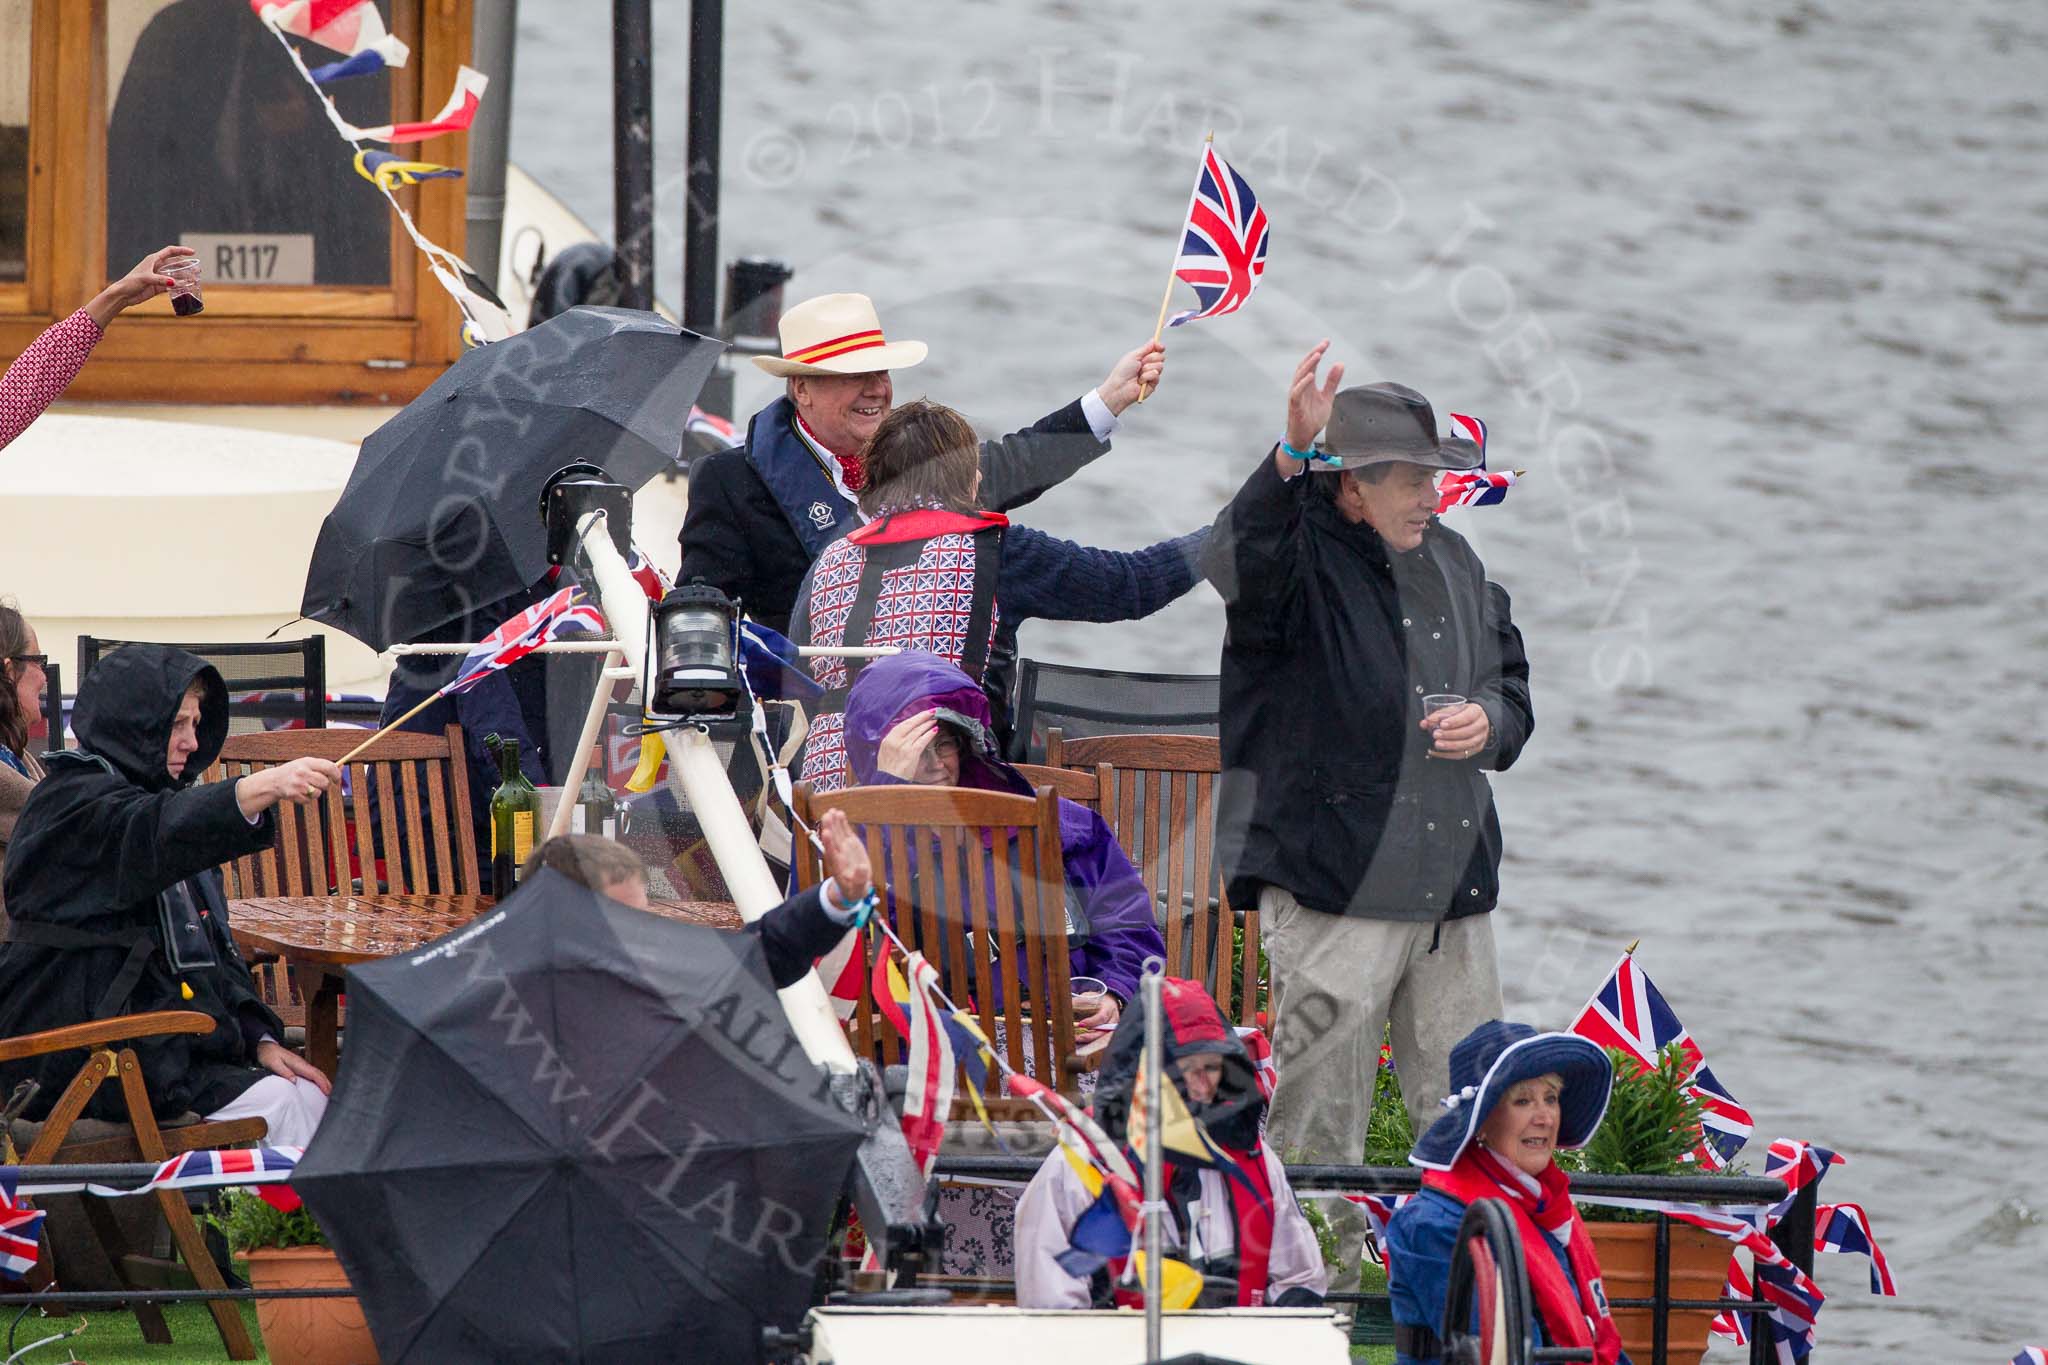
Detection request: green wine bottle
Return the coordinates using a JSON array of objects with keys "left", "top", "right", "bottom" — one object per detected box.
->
[
  {"left": 486, "top": 733, "right": 541, "bottom": 898},
  {"left": 574, "top": 749, "right": 618, "bottom": 840}
]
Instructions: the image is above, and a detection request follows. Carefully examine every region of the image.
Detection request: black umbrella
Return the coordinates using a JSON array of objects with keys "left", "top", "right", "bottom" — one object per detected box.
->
[
  {"left": 303, "top": 306, "right": 725, "bottom": 649},
  {"left": 294, "top": 870, "right": 868, "bottom": 1363}
]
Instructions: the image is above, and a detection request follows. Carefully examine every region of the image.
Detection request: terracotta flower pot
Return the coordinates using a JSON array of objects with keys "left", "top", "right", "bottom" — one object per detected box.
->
[
  {"left": 242, "top": 1245, "right": 379, "bottom": 1365},
  {"left": 1585, "top": 1220, "right": 1728, "bottom": 1365}
]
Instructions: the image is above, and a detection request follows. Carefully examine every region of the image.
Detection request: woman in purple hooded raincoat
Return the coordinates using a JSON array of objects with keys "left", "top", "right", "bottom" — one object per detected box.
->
[{"left": 841, "top": 649, "right": 1164, "bottom": 1036}]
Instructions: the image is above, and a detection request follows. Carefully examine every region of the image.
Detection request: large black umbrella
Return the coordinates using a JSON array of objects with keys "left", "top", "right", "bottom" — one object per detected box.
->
[
  {"left": 294, "top": 870, "right": 868, "bottom": 1363},
  {"left": 303, "top": 306, "right": 725, "bottom": 649}
]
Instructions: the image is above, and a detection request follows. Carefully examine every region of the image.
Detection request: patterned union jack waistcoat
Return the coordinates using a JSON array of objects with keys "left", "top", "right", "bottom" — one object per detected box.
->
[{"left": 799, "top": 508, "right": 1005, "bottom": 791}]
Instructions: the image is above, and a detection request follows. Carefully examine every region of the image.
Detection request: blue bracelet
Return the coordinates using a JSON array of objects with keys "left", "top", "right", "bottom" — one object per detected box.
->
[
  {"left": 1281, "top": 438, "right": 1339, "bottom": 467},
  {"left": 843, "top": 886, "right": 879, "bottom": 929}
]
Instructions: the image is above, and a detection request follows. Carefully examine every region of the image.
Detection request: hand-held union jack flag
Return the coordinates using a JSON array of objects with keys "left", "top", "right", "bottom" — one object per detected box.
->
[
  {"left": 1569, "top": 951, "right": 1754, "bottom": 1168},
  {"left": 1435, "top": 469, "right": 1522, "bottom": 514},
  {"left": 1167, "top": 142, "right": 1271, "bottom": 326},
  {"left": 442, "top": 588, "right": 607, "bottom": 698}
]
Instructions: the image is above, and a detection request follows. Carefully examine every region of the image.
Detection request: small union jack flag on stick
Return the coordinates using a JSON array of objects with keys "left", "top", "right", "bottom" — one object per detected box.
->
[
  {"left": 1135, "top": 135, "right": 1271, "bottom": 402},
  {"left": 1432, "top": 411, "right": 1524, "bottom": 514},
  {"left": 1163, "top": 137, "right": 1271, "bottom": 327},
  {"left": 1435, "top": 468, "right": 1523, "bottom": 514},
  {"left": 1570, "top": 948, "right": 1754, "bottom": 1168},
  {"left": 339, "top": 588, "right": 608, "bottom": 764},
  {"left": 442, "top": 587, "right": 607, "bottom": 696}
]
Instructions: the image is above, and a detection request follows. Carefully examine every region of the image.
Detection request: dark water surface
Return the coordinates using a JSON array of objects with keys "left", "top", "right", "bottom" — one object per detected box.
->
[{"left": 511, "top": 2, "right": 2048, "bottom": 1352}]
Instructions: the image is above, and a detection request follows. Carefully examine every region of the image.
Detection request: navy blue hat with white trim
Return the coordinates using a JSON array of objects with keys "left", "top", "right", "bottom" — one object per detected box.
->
[{"left": 1409, "top": 1020, "right": 1614, "bottom": 1172}]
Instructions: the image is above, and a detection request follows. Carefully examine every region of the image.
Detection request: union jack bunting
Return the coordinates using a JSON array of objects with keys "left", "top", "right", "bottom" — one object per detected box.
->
[
  {"left": 0, "top": 1173, "right": 43, "bottom": 1279},
  {"left": 0, "top": 1202, "right": 42, "bottom": 1278},
  {"left": 1763, "top": 1139, "right": 1843, "bottom": 1204},
  {"left": 1166, "top": 143, "right": 1271, "bottom": 326},
  {"left": 624, "top": 544, "right": 672, "bottom": 603},
  {"left": 1343, "top": 1192, "right": 1411, "bottom": 1274},
  {"left": 1233, "top": 1025, "right": 1277, "bottom": 1104},
  {"left": 443, "top": 588, "right": 606, "bottom": 697},
  {"left": 686, "top": 406, "right": 738, "bottom": 449},
  {"left": 1570, "top": 951, "right": 1753, "bottom": 1167},
  {"left": 2011, "top": 1349, "right": 2048, "bottom": 1365},
  {"left": 129, "top": 1145, "right": 303, "bottom": 1194},
  {"left": 897, "top": 951, "right": 956, "bottom": 1176},
  {"left": 1814, "top": 1202, "right": 1897, "bottom": 1295},
  {"left": 251, "top": 0, "right": 409, "bottom": 65},
  {"left": 1434, "top": 468, "right": 1521, "bottom": 515}
]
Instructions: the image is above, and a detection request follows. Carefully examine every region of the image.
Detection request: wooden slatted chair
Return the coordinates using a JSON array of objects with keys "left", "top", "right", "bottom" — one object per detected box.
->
[
  {"left": 1, "top": 1011, "right": 266, "bottom": 1358},
  {"left": 1047, "top": 730, "right": 1261, "bottom": 1026},
  {"left": 205, "top": 725, "right": 478, "bottom": 1038},
  {"left": 206, "top": 725, "right": 479, "bottom": 900},
  {"left": 1011, "top": 760, "right": 1104, "bottom": 810},
  {"left": 792, "top": 781, "right": 1079, "bottom": 1112}
]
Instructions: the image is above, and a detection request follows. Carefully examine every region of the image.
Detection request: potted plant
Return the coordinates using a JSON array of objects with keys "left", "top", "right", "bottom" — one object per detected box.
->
[
  {"left": 1562, "top": 1042, "right": 1730, "bottom": 1365},
  {"left": 207, "top": 1188, "right": 378, "bottom": 1365}
]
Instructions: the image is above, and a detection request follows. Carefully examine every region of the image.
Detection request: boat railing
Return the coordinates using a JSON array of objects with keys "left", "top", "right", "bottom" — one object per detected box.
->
[{"left": 932, "top": 1156, "right": 1814, "bottom": 1365}]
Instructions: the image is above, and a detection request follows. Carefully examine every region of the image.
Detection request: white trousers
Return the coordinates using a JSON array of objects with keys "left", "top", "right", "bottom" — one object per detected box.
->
[{"left": 205, "top": 1075, "right": 329, "bottom": 1149}]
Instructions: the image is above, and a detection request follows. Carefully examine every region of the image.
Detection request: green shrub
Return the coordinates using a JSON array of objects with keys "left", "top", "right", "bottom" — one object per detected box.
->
[
  {"left": 1362, "top": 1041, "right": 1415, "bottom": 1167},
  {"left": 1561, "top": 1042, "right": 1720, "bottom": 1221},
  {"left": 204, "top": 1187, "right": 327, "bottom": 1253}
]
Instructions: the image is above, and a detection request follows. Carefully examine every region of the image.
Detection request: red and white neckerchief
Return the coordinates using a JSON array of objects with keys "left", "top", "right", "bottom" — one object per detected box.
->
[{"left": 793, "top": 411, "right": 871, "bottom": 512}]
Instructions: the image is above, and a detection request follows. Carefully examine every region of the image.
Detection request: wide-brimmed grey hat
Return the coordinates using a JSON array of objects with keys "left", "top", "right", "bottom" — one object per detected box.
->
[{"left": 1311, "top": 382, "right": 1484, "bottom": 472}]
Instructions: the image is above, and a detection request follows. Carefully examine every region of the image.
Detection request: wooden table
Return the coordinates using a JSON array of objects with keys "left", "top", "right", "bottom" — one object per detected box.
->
[{"left": 229, "top": 893, "right": 743, "bottom": 1074}]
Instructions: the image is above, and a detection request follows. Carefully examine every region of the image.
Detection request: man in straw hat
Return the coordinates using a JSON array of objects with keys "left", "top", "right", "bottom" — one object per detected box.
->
[
  {"left": 1201, "top": 341, "right": 1534, "bottom": 1263},
  {"left": 679, "top": 292, "right": 1165, "bottom": 637}
]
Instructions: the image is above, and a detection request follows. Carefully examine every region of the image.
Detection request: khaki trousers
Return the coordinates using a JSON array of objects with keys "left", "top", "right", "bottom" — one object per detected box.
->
[{"left": 1260, "top": 887, "right": 1503, "bottom": 1264}]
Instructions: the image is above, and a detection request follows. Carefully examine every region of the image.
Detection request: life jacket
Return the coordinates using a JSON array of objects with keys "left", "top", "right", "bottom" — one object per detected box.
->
[
  {"left": 743, "top": 396, "right": 864, "bottom": 560},
  {"left": 799, "top": 507, "right": 1007, "bottom": 790},
  {"left": 1103, "top": 1146, "right": 1279, "bottom": 1308}
]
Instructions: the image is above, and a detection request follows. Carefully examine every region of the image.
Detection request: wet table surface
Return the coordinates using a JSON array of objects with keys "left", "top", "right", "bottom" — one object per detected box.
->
[{"left": 228, "top": 893, "right": 743, "bottom": 1073}]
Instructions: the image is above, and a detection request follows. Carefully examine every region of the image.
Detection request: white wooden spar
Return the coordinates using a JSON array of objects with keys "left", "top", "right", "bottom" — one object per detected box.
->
[{"left": 573, "top": 510, "right": 857, "bottom": 1075}]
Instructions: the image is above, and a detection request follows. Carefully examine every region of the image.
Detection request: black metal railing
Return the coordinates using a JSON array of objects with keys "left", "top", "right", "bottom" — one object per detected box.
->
[
  {"left": 933, "top": 1158, "right": 1816, "bottom": 1365},
  {"left": 0, "top": 1150, "right": 1817, "bottom": 1362}
]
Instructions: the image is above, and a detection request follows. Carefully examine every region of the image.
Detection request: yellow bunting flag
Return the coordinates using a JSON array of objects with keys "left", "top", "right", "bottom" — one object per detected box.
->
[{"left": 353, "top": 148, "right": 463, "bottom": 191}]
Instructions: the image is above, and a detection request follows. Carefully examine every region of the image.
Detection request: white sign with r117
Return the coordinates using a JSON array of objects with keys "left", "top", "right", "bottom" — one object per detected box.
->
[{"left": 178, "top": 234, "right": 316, "bottom": 285}]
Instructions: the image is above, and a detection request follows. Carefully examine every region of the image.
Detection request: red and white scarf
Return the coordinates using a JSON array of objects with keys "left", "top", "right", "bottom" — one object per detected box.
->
[
  {"left": 794, "top": 411, "right": 868, "bottom": 494},
  {"left": 1422, "top": 1145, "right": 1623, "bottom": 1365}
]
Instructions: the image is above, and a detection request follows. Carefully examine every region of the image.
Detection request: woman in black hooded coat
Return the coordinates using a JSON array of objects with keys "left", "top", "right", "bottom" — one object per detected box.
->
[{"left": 0, "top": 645, "right": 339, "bottom": 1141}]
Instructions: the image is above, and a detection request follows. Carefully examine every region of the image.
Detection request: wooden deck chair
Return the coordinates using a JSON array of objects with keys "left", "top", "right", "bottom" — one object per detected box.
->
[
  {"left": 1048, "top": 730, "right": 1261, "bottom": 1026},
  {"left": 206, "top": 725, "right": 479, "bottom": 900},
  {"left": 1, "top": 1012, "right": 266, "bottom": 1359},
  {"left": 1011, "top": 761, "right": 1104, "bottom": 811},
  {"left": 792, "top": 781, "right": 1079, "bottom": 1114}
]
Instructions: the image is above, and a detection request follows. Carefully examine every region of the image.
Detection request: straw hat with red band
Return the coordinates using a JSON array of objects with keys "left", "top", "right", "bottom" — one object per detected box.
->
[{"left": 751, "top": 293, "right": 929, "bottom": 377}]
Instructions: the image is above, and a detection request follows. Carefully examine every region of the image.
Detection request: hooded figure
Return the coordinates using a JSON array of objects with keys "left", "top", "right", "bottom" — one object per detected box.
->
[
  {"left": 0, "top": 646, "right": 328, "bottom": 1129},
  {"left": 1013, "top": 976, "right": 1327, "bottom": 1310},
  {"left": 840, "top": 650, "right": 1163, "bottom": 1012}
]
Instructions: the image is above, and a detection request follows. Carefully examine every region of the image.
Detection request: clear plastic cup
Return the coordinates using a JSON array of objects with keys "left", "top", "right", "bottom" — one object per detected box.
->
[
  {"left": 1423, "top": 693, "right": 1467, "bottom": 758},
  {"left": 1423, "top": 693, "right": 1467, "bottom": 718},
  {"left": 1070, "top": 975, "right": 1109, "bottom": 1025},
  {"left": 165, "top": 259, "right": 203, "bottom": 316}
]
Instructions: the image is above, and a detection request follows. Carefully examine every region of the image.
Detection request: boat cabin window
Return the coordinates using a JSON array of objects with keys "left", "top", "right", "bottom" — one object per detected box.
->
[
  {"left": 105, "top": 0, "right": 395, "bottom": 288},
  {"left": 0, "top": 0, "right": 27, "bottom": 285},
  {"left": 0, "top": 0, "right": 472, "bottom": 403}
]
